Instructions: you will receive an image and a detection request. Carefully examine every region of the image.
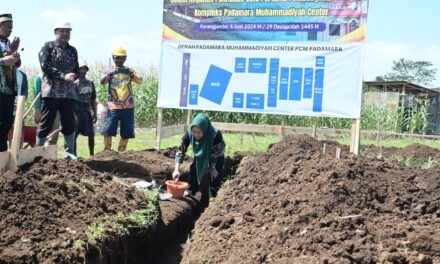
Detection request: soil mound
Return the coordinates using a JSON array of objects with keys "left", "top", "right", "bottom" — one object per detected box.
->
[
  {"left": 363, "top": 143, "right": 440, "bottom": 165},
  {"left": 183, "top": 135, "right": 440, "bottom": 263},
  {"left": 0, "top": 158, "right": 148, "bottom": 263}
]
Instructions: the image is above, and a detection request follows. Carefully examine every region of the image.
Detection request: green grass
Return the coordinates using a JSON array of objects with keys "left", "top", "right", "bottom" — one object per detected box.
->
[
  {"left": 337, "top": 137, "right": 440, "bottom": 149},
  {"left": 68, "top": 131, "right": 440, "bottom": 159},
  {"left": 65, "top": 131, "right": 280, "bottom": 159},
  {"left": 83, "top": 190, "right": 159, "bottom": 248},
  {"left": 87, "top": 222, "right": 105, "bottom": 244}
]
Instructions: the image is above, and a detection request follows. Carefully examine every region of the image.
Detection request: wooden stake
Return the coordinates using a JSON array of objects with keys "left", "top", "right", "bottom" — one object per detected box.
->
[
  {"left": 377, "top": 146, "right": 383, "bottom": 159},
  {"left": 354, "top": 118, "right": 361, "bottom": 155},
  {"left": 323, "top": 143, "right": 327, "bottom": 155},
  {"left": 350, "top": 118, "right": 361, "bottom": 155},
  {"left": 336, "top": 147, "right": 341, "bottom": 159},
  {"left": 312, "top": 124, "right": 317, "bottom": 139},
  {"left": 156, "top": 108, "right": 163, "bottom": 150},
  {"left": 350, "top": 119, "right": 356, "bottom": 153}
]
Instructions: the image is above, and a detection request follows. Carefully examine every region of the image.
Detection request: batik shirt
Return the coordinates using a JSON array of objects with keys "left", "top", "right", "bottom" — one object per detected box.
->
[
  {"left": 74, "top": 79, "right": 96, "bottom": 112},
  {"left": 0, "top": 39, "right": 16, "bottom": 95},
  {"left": 38, "top": 41, "right": 79, "bottom": 99},
  {"left": 101, "top": 67, "right": 140, "bottom": 110}
]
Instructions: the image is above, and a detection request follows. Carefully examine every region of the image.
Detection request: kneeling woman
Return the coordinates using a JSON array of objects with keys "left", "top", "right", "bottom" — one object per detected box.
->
[{"left": 172, "top": 113, "right": 225, "bottom": 206}]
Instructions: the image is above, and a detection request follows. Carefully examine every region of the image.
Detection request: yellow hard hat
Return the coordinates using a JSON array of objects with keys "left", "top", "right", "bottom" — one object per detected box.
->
[{"left": 112, "top": 47, "right": 127, "bottom": 57}]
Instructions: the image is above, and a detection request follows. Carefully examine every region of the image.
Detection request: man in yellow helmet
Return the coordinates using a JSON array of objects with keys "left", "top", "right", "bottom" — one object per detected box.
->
[{"left": 100, "top": 47, "right": 142, "bottom": 152}]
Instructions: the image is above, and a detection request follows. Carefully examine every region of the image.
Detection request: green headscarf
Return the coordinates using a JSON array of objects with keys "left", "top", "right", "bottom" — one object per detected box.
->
[{"left": 188, "top": 113, "right": 217, "bottom": 184}]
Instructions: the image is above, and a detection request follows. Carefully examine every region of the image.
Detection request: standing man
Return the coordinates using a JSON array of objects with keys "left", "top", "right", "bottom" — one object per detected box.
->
[
  {"left": 37, "top": 21, "right": 79, "bottom": 159},
  {"left": 34, "top": 72, "right": 60, "bottom": 145},
  {"left": 74, "top": 62, "right": 97, "bottom": 156},
  {"left": 0, "top": 14, "right": 20, "bottom": 152},
  {"left": 101, "top": 47, "right": 142, "bottom": 152}
]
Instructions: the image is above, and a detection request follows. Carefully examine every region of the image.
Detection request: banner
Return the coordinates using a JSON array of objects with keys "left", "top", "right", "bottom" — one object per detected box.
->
[
  {"left": 158, "top": 41, "right": 364, "bottom": 118},
  {"left": 159, "top": 0, "right": 369, "bottom": 118},
  {"left": 162, "top": 0, "right": 368, "bottom": 42}
]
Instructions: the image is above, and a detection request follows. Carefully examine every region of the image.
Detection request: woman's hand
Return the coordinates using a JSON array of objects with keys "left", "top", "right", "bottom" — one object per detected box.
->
[
  {"left": 209, "top": 166, "right": 219, "bottom": 181},
  {"left": 172, "top": 170, "right": 180, "bottom": 181}
]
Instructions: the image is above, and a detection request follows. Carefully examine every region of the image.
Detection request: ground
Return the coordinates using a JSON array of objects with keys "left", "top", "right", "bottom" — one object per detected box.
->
[
  {"left": 1, "top": 135, "right": 439, "bottom": 263},
  {"left": 182, "top": 135, "right": 440, "bottom": 264}
]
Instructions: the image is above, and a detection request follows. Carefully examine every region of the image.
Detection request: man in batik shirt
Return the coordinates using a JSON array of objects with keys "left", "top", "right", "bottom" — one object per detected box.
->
[
  {"left": 0, "top": 13, "right": 20, "bottom": 152},
  {"left": 37, "top": 21, "right": 79, "bottom": 159}
]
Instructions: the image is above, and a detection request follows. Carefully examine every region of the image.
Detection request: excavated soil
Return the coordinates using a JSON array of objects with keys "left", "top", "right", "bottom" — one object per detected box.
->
[
  {"left": 0, "top": 149, "right": 202, "bottom": 264},
  {"left": 0, "top": 148, "right": 239, "bottom": 264},
  {"left": 183, "top": 135, "right": 440, "bottom": 264},
  {"left": 0, "top": 158, "right": 148, "bottom": 263},
  {"left": 362, "top": 143, "right": 440, "bottom": 165}
]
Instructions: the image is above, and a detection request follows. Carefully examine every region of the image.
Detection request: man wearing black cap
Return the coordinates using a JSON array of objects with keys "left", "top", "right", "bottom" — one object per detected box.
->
[
  {"left": 0, "top": 13, "right": 20, "bottom": 152},
  {"left": 36, "top": 21, "right": 79, "bottom": 159}
]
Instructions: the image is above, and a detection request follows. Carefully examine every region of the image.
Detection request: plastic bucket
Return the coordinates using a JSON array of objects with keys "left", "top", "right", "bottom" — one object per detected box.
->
[
  {"left": 7, "top": 125, "right": 37, "bottom": 147},
  {"left": 165, "top": 180, "right": 188, "bottom": 199}
]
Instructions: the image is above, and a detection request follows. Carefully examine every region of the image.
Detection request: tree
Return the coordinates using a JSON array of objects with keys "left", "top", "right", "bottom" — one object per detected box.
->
[{"left": 375, "top": 58, "right": 437, "bottom": 87}]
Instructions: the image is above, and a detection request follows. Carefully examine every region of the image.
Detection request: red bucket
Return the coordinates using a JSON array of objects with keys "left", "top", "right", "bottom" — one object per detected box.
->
[
  {"left": 7, "top": 125, "right": 37, "bottom": 147},
  {"left": 165, "top": 180, "right": 188, "bottom": 199}
]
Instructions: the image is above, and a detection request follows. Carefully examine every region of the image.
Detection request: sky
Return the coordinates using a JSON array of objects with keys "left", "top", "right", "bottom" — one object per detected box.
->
[{"left": 2, "top": 0, "right": 440, "bottom": 87}]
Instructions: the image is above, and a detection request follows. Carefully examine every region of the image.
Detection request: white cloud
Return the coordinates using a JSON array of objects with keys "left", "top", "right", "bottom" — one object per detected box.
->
[{"left": 40, "top": 8, "right": 89, "bottom": 24}]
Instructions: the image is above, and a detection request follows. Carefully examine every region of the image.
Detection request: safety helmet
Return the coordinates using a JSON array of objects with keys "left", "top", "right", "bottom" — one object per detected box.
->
[
  {"left": 54, "top": 21, "right": 72, "bottom": 31},
  {"left": 79, "top": 60, "right": 89, "bottom": 71},
  {"left": 112, "top": 47, "right": 127, "bottom": 57}
]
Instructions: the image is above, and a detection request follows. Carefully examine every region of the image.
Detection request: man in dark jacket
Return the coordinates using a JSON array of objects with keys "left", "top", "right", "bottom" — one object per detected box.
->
[{"left": 36, "top": 21, "right": 79, "bottom": 159}]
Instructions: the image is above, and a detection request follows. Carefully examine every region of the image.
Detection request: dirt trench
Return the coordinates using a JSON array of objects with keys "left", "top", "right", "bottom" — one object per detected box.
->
[
  {"left": 0, "top": 148, "right": 242, "bottom": 264},
  {"left": 83, "top": 150, "right": 242, "bottom": 264}
]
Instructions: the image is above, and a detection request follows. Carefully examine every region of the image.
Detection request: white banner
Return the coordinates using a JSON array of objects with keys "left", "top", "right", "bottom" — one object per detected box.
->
[{"left": 158, "top": 40, "right": 364, "bottom": 118}]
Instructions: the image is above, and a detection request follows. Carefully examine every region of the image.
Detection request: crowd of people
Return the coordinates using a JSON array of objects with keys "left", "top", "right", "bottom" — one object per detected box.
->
[
  {"left": 0, "top": 13, "right": 226, "bottom": 200},
  {"left": 0, "top": 14, "right": 142, "bottom": 160}
]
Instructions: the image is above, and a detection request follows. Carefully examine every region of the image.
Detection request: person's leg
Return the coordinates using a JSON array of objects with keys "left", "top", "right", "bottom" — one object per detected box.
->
[
  {"left": 101, "top": 109, "right": 119, "bottom": 151},
  {"left": 210, "top": 155, "right": 225, "bottom": 198},
  {"left": 36, "top": 98, "right": 59, "bottom": 147},
  {"left": 57, "top": 99, "right": 76, "bottom": 157},
  {"left": 47, "top": 112, "right": 60, "bottom": 145},
  {"left": 84, "top": 111, "right": 95, "bottom": 156},
  {"left": 188, "top": 161, "right": 198, "bottom": 195},
  {"left": 73, "top": 111, "right": 80, "bottom": 155},
  {"left": 119, "top": 108, "right": 135, "bottom": 152},
  {"left": 199, "top": 173, "right": 211, "bottom": 208},
  {"left": 0, "top": 94, "right": 15, "bottom": 152},
  {"left": 88, "top": 135, "right": 95, "bottom": 156}
]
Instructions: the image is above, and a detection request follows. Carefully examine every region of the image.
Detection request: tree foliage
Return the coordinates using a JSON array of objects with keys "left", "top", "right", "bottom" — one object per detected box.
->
[{"left": 376, "top": 58, "right": 437, "bottom": 86}]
